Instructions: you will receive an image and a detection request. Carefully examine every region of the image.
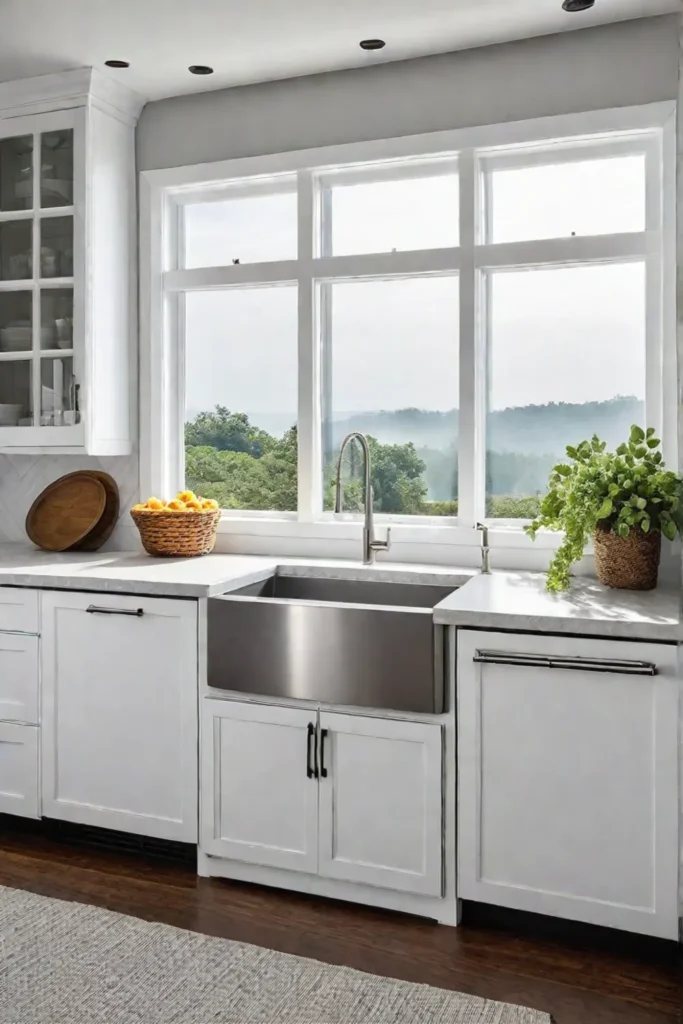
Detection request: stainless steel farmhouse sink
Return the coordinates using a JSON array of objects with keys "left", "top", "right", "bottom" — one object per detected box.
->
[{"left": 207, "top": 573, "right": 459, "bottom": 714}]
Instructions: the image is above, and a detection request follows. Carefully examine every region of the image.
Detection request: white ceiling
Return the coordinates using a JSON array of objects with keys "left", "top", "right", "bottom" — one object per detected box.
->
[{"left": 0, "top": 0, "right": 676, "bottom": 102}]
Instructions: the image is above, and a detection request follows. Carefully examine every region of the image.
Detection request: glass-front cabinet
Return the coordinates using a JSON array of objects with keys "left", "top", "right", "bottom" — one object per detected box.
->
[{"left": 0, "top": 71, "right": 139, "bottom": 452}]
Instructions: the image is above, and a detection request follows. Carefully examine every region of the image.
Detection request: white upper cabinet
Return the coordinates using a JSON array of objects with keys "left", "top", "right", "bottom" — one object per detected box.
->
[{"left": 0, "top": 69, "right": 142, "bottom": 453}]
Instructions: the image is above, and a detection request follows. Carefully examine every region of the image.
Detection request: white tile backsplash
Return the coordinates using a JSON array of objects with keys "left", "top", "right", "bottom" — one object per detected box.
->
[{"left": 0, "top": 453, "right": 140, "bottom": 551}]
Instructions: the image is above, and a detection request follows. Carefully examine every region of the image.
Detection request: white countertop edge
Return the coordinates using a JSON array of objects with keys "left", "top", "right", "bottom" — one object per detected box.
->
[{"left": 0, "top": 546, "right": 677, "bottom": 640}]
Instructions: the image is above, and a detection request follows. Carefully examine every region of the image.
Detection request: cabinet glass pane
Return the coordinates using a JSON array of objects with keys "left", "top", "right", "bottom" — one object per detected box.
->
[
  {"left": 183, "top": 192, "right": 297, "bottom": 268},
  {"left": 485, "top": 262, "right": 646, "bottom": 519},
  {"left": 0, "top": 360, "right": 33, "bottom": 425},
  {"left": 326, "top": 174, "right": 459, "bottom": 255},
  {"left": 41, "top": 130, "right": 73, "bottom": 209},
  {"left": 40, "top": 216, "right": 73, "bottom": 277},
  {"left": 0, "top": 292, "right": 32, "bottom": 353},
  {"left": 0, "top": 221, "right": 32, "bottom": 280},
  {"left": 0, "top": 136, "right": 33, "bottom": 212},
  {"left": 41, "top": 355, "right": 77, "bottom": 426},
  {"left": 41, "top": 289, "right": 73, "bottom": 350}
]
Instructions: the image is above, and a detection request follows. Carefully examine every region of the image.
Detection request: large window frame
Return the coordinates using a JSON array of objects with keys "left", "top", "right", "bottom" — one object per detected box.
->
[{"left": 140, "top": 101, "right": 676, "bottom": 561}]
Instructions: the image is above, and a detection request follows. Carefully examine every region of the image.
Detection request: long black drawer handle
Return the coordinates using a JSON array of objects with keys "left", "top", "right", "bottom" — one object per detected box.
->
[
  {"left": 306, "top": 723, "right": 317, "bottom": 779},
  {"left": 320, "top": 728, "right": 328, "bottom": 778},
  {"left": 474, "top": 651, "right": 656, "bottom": 676},
  {"left": 86, "top": 605, "right": 144, "bottom": 617}
]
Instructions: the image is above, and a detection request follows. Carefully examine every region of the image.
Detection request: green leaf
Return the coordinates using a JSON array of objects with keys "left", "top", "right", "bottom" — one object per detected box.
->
[
  {"left": 641, "top": 517, "right": 650, "bottom": 533},
  {"left": 622, "top": 479, "right": 633, "bottom": 489},
  {"left": 662, "top": 519, "right": 677, "bottom": 542},
  {"left": 646, "top": 427, "right": 655, "bottom": 438},
  {"left": 630, "top": 425, "right": 645, "bottom": 443},
  {"left": 646, "top": 437, "right": 660, "bottom": 449},
  {"left": 616, "top": 443, "right": 629, "bottom": 456},
  {"left": 635, "top": 496, "right": 647, "bottom": 510},
  {"left": 616, "top": 522, "right": 630, "bottom": 538},
  {"left": 596, "top": 498, "right": 613, "bottom": 519},
  {"left": 565, "top": 445, "right": 578, "bottom": 460},
  {"left": 634, "top": 446, "right": 647, "bottom": 459},
  {"left": 555, "top": 464, "right": 572, "bottom": 477}
]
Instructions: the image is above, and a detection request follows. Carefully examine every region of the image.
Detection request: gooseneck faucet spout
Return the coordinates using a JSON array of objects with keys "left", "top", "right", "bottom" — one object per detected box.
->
[{"left": 335, "top": 432, "right": 391, "bottom": 565}]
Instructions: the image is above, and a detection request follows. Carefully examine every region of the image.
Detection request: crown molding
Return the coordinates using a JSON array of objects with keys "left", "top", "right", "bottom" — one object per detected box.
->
[{"left": 0, "top": 67, "right": 145, "bottom": 125}]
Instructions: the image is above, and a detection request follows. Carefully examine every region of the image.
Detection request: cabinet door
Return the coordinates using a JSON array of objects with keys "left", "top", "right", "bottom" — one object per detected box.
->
[
  {"left": 318, "top": 712, "right": 443, "bottom": 895},
  {"left": 0, "top": 110, "right": 84, "bottom": 450},
  {"left": 0, "top": 633, "right": 39, "bottom": 723},
  {"left": 0, "top": 723, "right": 39, "bottom": 818},
  {"left": 457, "top": 630, "right": 679, "bottom": 939},
  {"left": 41, "top": 591, "right": 198, "bottom": 842},
  {"left": 201, "top": 700, "right": 318, "bottom": 873}
]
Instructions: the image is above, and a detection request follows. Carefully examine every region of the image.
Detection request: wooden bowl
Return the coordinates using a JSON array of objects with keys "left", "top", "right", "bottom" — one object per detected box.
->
[
  {"left": 26, "top": 472, "right": 106, "bottom": 552},
  {"left": 70, "top": 471, "right": 120, "bottom": 551}
]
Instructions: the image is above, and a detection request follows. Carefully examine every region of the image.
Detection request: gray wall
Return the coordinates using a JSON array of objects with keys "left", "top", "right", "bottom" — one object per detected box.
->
[{"left": 138, "top": 15, "right": 678, "bottom": 170}]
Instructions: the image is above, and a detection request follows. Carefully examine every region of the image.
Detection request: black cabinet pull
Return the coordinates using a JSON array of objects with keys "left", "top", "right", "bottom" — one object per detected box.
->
[
  {"left": 86, "top": 605, "right": 144, "bottom": 617},
  {"left": 320, "top": 728, "right": 328, "bottom": 778},
  {"left": 306, "top": 723, "right": 317, "bottom": 779}
]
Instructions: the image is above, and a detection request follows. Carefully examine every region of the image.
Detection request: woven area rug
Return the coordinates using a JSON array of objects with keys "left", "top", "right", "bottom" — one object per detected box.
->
[{"left": 0, "top": 885, "right": 552, "bottom": 1023}]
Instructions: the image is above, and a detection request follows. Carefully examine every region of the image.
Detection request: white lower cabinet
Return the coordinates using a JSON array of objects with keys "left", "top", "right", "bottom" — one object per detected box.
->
[
  {"left": 318, "top": 712, "right": 443, "bottom": 896},
  {"left": 202, "top": 699, "right": 443, "bottom": 897},
  {"left": 201, "top": 701, "right": 318, "bottom": 872},
  {"left": 0, "top": 723, "right": 39, "bottom": 818},
  {"left": 40, "top": 591, "right": 198, "bottom": 842},
  {"left": 457, "top": 630, "right": 679, "bottom": 939},
  {"left": 0, "top": 632, "right": 39, "bottom": 724}
]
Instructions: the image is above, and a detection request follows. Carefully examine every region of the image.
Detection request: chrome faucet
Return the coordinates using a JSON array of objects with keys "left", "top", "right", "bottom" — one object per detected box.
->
[
  {"left": 335, "top": 432, "right": 391, "bottom": 565},
  {"left": 476, "top": 522, "right": 491, "bottom": 574}
]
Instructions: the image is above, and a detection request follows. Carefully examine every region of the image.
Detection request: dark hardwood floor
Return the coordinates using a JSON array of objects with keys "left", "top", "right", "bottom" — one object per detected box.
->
[{"left": 0, "top": 816, "right": 680, "bottom": 1024}]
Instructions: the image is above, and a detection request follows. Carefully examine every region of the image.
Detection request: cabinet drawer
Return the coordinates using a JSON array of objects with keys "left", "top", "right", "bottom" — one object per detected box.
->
[
  {"left": 0, "top": 588, "right": 39, "bottom": 634},
  {"left": 0, "top": 723, "right": 39, "bottom": 818},
  {"left": 0, "top": 633, "right": 39, "bottom": 723}
]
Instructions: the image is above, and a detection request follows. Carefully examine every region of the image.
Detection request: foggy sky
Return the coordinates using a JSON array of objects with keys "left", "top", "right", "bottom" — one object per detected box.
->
[{"left": 183, "top": 155, "right": 647, "bottom": 427}]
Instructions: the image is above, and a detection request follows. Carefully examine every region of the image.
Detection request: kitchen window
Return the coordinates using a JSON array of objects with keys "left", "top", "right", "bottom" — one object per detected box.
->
[{"left": 141, "top": 103, "right": 674, "bottom": 555}]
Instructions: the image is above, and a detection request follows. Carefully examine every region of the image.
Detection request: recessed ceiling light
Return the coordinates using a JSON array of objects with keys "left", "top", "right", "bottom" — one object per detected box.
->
[
  {"left": 359, "top": 39, "right": 386, "bottom": 51},
  {"left": 562, "top": 0, "right": 595, "bottom": 11},
  {"left": 189, "top": 65, "right": 214, "bottom": 75},
  {"left": 104, "top": 59, "right": 130, "bottom": 68}
]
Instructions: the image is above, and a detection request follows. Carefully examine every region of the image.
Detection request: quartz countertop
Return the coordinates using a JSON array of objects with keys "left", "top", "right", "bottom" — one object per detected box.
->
[
  {"left": 0, "top": 545, "right": 677, "bottom": 641},
  {"left": 432, "top": 571, "right": 681, "bottom": 642},
  {"left": 0, "top": 545, "right": 472, "bottom": 599}
]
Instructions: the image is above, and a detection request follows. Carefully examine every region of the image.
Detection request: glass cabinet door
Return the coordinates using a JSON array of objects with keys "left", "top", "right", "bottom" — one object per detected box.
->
[{"left": 0, "top": 126, "right": 76, "bottom": 431}]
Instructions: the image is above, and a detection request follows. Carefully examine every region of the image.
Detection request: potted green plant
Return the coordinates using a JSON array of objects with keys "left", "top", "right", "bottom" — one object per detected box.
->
[{"left": 526, "top": 425, "right": 683, "bottom": 592}]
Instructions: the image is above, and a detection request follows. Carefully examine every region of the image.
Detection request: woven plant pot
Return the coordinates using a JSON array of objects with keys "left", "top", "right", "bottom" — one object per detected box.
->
[
  {"left": 131, "top": 507, "right": 221, "bottom": 557},
  {"left": 593, "top": 525, "right": 661, "bottom": 591}
]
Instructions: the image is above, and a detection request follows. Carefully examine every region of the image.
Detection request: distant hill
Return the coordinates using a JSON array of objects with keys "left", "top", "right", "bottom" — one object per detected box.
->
[{"left": 330, "top": 396, "right": 643, "bottom": 459}]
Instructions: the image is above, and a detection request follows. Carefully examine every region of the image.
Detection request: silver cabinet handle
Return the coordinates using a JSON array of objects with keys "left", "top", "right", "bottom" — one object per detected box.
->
[
  {"left": 473, "top": 650, "right": 657, "bottom": 676},
  {"left": 86, "top": 605, "right": 144, "bottom": 618}
]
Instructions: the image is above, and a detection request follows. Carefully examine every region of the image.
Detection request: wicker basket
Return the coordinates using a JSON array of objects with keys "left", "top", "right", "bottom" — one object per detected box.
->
[
  {"left": 593, "top": 525, "right": 661, "bottom": 591},
  {"left": 131, "top": 507, "right": 221, "bottom": 557}
]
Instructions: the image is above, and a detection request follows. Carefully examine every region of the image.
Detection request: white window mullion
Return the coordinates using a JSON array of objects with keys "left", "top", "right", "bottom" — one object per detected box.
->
[
  {"left": 457, "top": 150, "right": 485, "bottom": 527},
  {"left": 296, "top": 171, "right": 321, "bottom": 521},
  {"left": 644, "top": 140, "right": 664, "bottom": 452}
]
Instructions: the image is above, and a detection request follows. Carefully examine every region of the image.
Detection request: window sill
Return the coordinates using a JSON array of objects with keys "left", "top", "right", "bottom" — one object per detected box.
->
[{"left": 212, "top": 514, "right": 586, "bottom": 573}]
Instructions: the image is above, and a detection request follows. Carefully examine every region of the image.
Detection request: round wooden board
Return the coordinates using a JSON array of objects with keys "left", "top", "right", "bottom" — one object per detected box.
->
[
  {"left": 71, "top": 471, "right": 120, "bottom": 551},
  {"left": 26, "top": 472, "right": 107, "bottom": 552}
]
